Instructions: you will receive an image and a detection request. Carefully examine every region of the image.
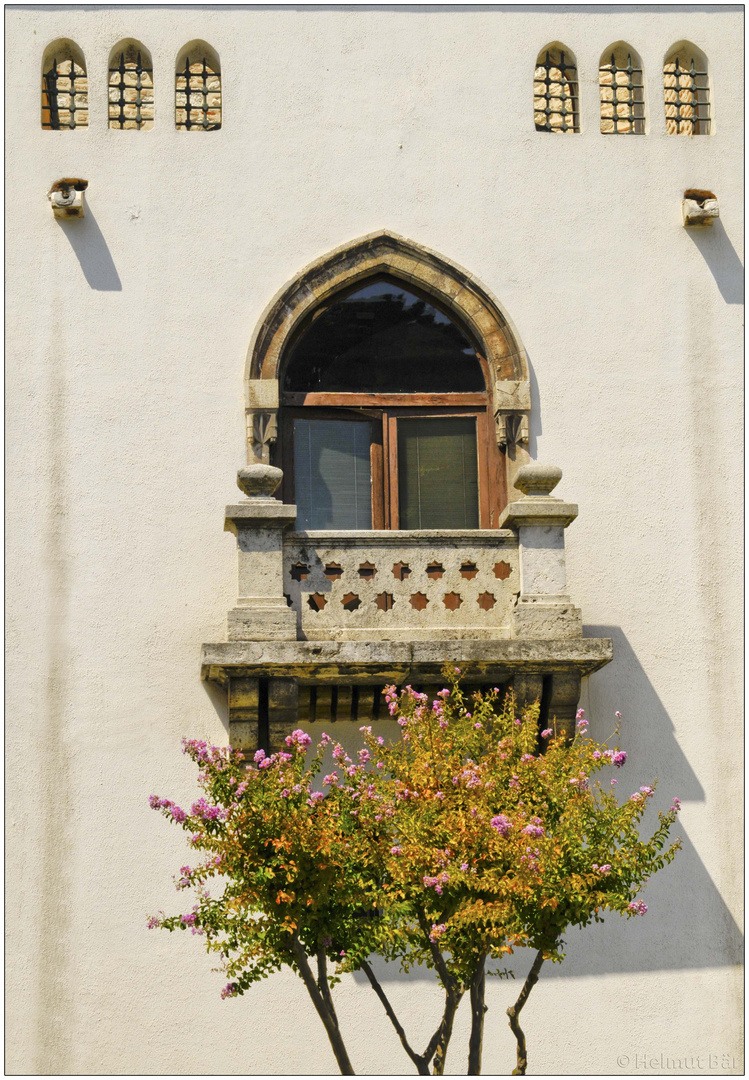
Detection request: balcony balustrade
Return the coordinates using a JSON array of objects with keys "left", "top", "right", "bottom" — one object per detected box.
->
[{"left": 201, "top": 463, "right": 612, "bottom": 750}]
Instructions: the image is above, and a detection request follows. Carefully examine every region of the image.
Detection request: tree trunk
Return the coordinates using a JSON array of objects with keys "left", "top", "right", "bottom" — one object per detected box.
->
[
  {"left": 506, "top": 949, "right": 545, "bottom": 1076},
  {"left": 431, "top": 989, "right": 462, "bottom": 1075},
  {"left": 290, "top": 936, "right": 356, "bottom": 1075},
  {"left": 467, "top": 955, "right": 487, "bottom": 1075}
]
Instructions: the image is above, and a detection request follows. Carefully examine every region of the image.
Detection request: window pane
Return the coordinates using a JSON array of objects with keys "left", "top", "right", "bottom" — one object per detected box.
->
[
  {"left": 294, "top": 419, "right": 372, "bottom": 530},
  {"left": 284, "top": 278, "right": 484, "bottom": 393},
  {"left": 398, "top": 418, "right": 479, "bottom": 529}
]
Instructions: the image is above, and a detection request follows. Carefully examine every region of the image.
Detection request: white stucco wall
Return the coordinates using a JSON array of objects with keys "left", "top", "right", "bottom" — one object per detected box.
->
[{"left": 6, "top": 4, "right": 743, "bottom": 1074}]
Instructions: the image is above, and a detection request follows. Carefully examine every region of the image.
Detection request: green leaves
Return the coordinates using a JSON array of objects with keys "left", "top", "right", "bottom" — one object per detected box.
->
[{"left": 149, "top": 680, "right": 680, "bottom": 1020}]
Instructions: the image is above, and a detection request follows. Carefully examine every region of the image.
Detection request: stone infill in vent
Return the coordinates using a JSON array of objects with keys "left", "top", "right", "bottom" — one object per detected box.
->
[{"left": 283, "top": 532, "right": 519, "bottom": 640}]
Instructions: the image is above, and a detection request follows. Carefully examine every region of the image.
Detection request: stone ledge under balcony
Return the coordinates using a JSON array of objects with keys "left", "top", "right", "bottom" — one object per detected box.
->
[{"left": 200, "top": 636, "right": 613, "bottom": 686}]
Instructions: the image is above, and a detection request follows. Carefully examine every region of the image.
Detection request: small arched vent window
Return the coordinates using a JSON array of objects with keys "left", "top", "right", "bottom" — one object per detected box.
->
[
  {"left": 533, "top": 45, "right": 579, "bottom": 133},
  {"left": 599, "top": 44, "right": 645, "bottom": 134},
  {"left": 41, "top": 39, "right": 88, "bottom": 130},
  {"left": 663, "top": 43, "right": 710, "bottom": 134},
  {"left": 175, "top": 41, "right": 221, "bottom": 131},
  {"left": 108, "top": 41, "right": 154, "bottom": 130}
]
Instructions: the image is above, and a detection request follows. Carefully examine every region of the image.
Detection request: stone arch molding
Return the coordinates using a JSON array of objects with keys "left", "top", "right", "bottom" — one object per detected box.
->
[{"left": 244, "top": 230, "right": 531, "bottom": 464}]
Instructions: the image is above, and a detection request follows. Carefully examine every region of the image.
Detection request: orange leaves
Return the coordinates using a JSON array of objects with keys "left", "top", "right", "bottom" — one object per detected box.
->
[{"left": 275, "top": 890, "right": 295, "bottom": 905}]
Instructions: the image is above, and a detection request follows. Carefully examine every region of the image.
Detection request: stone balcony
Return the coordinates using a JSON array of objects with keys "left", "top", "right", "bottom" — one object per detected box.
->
[{"left": 201, "top": 464, "right": 613, "bottom": 750}]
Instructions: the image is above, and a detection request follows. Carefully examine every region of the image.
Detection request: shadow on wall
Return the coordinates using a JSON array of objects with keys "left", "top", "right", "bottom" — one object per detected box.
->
[
  {"left": 56, "top": 205, "right": 121, "bottom": 291},
  {"left": 356, "top": 623, "right": 740, "bottom": 980},
  {"left": 686, "top": 220, "right": 744, "bottom": 305},
  {"left": 202, "top": 623, "right": 742, "bottom": 978}
]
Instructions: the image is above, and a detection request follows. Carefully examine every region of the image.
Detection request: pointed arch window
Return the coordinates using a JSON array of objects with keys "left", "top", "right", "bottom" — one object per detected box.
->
[
  {"left": 663, "top": 43, "right": 710, "bottom": 134},
  {"left": 175, "top": 41, "right": 221, "bottom": 130},
  {"left": 108, "top": 41, "right": 154, "bottom": 130},
  {"left": 279, "top": 278, "right": 502, "bottom": 530},
  {"left": 533, "top": 45, "right": 579, "bottom": 133},
  {"left": 599, "top": 44, "right": 645, "bottom": 134},
  {"left": 41, "top": 39, "right": 88, "bottom": 130}
]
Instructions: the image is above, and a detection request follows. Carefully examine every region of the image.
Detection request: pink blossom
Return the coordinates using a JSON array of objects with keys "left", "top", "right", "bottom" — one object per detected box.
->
[
  {"left": 429, "top": 923, "right": 447, "bottom": 942},
  {"left": 541, "top": 728, "right": 553, "bottom": 739},
  {"left": 672, "top": 797, "right": 681, "bottom": 811},
  {"left": 460, "top": 862, "right": 469, "bottom": 871},
  {"left": 491, "top": 815, "right": 512, "bottom": 836},
  {"left": 522, "top": 823, "right": 544, "bottom": 837},
  {"left": 285, "top": 729, "right": 312, "bottom": 750},
  {"left": 390, "top": 846, "right": 402, "bottom": 855},
  {"left": 221, "top": 982, "right": 239, "bottom": 999},
  {"left": 628, "top": 900, "right": 648, "bottom": 916},
  {"left": 254, "top": 749, "right": 266, "bottom": 764}
]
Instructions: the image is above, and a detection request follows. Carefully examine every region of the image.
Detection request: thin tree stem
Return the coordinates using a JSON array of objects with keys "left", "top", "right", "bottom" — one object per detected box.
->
[
  {"left": 506, "top": 949, "right": 545, "bottom": 1076},
  {"left": 467, "top": 954, "right": 487, "bottom": 1075},
  {"left": 431, "top": 988, "right": 462, "bottom": 1075},
  {"left": 290, "top": 935, "right": 355, "bottom": 1075},
  {"left": 360, "top": 959, "right": 430, "bottom": 1074}
]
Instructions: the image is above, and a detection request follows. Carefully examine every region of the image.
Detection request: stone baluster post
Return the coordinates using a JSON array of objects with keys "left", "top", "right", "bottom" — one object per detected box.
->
[
  {"left": 499, "top": 464, "right": 583, "bottom": 730},
  {"left": 224, "top": 464, "right": 298, "bottom": 752}
]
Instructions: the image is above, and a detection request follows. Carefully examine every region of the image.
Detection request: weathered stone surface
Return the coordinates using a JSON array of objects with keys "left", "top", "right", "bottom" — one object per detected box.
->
[
  {"left": 512, "top": 600, "right": 583, "bottom": 639},
  {"left": 513, "top": 463, "right": 562, "bottom": 497},
  {"left": 236, "top": 463, "right": 283, "bottom": 499},
  {"left": 284, "top": 530, "right": 518, "bottom": 639},
  {"left": 201, "top": 636, "right": 613, "bottom": 686}
]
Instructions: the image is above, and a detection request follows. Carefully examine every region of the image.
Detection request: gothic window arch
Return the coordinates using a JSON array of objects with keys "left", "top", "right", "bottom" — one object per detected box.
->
[
  {"left": 533, "top": 44, "right": 579, "bottom": 133},
  {"left": 663, "top": 42, "right": 710, "bottom": 134},
  {"left": 41, "top": 39, "right": 88, "bottom": 130},
  {"left": 108, "top": 40, "right": 154, "bottom": 129},
  {"left": 175, "top": 41, "right": 221, "bottom": 130},
  {"left": 599, "top": 43, "right": 645, "bottom": 134},
  {"left": 245, "top": 233, "right": 532, "bottom": 530}
]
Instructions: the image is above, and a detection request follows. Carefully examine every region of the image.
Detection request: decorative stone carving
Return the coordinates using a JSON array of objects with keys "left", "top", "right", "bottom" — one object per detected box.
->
[
  {"left": 243, "top": 232, "right": 531, "bottom": 469},
  {"left": 236, "top": 463, "right": 283, "bottom": 500},
  {"left": 246, "top": 379, "right": 279, "bottom": 464}
]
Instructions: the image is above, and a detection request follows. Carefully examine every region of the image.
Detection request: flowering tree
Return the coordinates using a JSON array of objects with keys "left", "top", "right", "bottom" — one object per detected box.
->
[
  {"left": 148, "top": 673, "right": 680, "bottom": 1075},
  {"left": 364, "top": 678, "right": 681, "bottom": 1074}
]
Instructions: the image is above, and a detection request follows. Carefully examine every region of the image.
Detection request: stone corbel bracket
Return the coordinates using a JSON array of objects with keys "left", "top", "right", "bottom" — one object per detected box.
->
[
  {"left": 494, "top": 379, "right": 531, "bottom": 450},
  {"left": 498, "top": 463, "right": 582, "bottom": 639},
  {"left": 682, "top": 189, "right": 719, "bottom": 227},
  {"left": 246, "top": 379, "right": 279, "bottom": 464}
]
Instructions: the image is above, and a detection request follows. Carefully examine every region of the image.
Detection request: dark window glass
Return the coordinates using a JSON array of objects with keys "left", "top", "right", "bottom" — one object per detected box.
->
[
  {"left": 283, "top": 279, "right": 484, "bottom": 393},
  {"left": 397, "top": 417, "right": 479, "bottom": 529},
  {"left": 293, "top": 419, "right": 372, "bottom": 530}
]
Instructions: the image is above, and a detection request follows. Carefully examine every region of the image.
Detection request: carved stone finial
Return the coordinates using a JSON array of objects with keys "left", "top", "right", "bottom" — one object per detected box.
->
[
  {"left": 513, "top": 464, "right": 562, "bottom": 498},
  {"left": 237, "top": 464, "right": 283, "bottom": 500}
]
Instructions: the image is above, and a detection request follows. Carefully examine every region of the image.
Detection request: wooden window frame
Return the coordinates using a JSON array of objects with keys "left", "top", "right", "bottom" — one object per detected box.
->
[{"left": 280, "top": 394, "right": 506, "bottom": 529}]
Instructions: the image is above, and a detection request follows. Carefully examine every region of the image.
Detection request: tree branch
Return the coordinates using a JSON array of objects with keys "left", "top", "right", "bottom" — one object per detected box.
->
[
  {"left": 290, "top": 934, "right": 355, "bottom": 1075},
  {"left": 430, "top": 987, "right": 462, "bottom": 1076},
  {"left": 317, "top": 947, "right": 339, "bottom": 1029},
  {"left": 506, "top": 949, "right": 545, "bottom": 1076},
  {"left": 360, "top": 959, "right": 430, "bottom": 1075}
]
